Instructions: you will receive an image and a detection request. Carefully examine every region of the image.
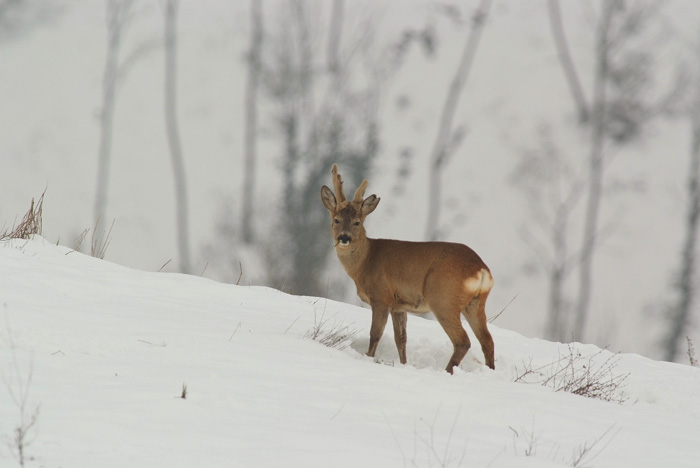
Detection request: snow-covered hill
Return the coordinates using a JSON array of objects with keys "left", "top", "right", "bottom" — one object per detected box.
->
[{"left": 1, "top": 237, "right": 698, "bottom": 467}]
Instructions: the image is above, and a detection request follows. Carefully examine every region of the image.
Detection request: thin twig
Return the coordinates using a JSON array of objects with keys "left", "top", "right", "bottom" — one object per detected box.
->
[
  {"left": 73, "top": 228, "right": 89, "bottom": 252},
  {"left": 489, "top": 294, "right": 518, "bottom": 323},
  {"left": 284, "top": 316, "right": 300, "bottom": 335},
  {"left": 330, "top": 403, "right": 345, "bottom": 420},
  {"left": 571, "top": 424, "right": 619, "bottom": 467},
  {"left": 385, "top": 414, "right": 408, "bottom": 468},
  {"left": 236, "top": 261, "right": 243, "bottom": 285},
  {"left": 158, "top": 259, "right": 172, "bottom": 272},
  {"left": 137, "top": 339, "right": 167, "bottom": 347},
  {"left": 229, "top": 322, "right": 242, "bottom": 341}
]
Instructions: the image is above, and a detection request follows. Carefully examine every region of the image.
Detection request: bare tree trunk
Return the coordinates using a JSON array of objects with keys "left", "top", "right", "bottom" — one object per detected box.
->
[
  {"left": 664, "top": 95, "right": 700, "bottom": 361},
  {"left": 241, "top": 0, "right": 263, "bottom": 244},
  {"left": 547, "top": 0, "right": 589, "bottom": 124},
  {"left": 291, "top": 0, "right": 316, "bottom": 155},
  {"left": 164, "top": 0, "right": 192, "bottom": 274},
  {"left": 424, "top": 0, "right": 492, "bottom": 241},
  {"left": 326, "top": 0, "right": 344, "bottom": 74},
  {"left": 573, "top": 0, "right": 615, "bottom": 340},
  {"left": 546, "top": 204, "right": 569, "bottom": 341},
  {"left": 94, "top": 0, "right": 131, "bottom": 239}
]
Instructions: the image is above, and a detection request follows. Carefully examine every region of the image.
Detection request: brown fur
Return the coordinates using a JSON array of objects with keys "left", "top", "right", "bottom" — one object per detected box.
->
[{"left": 320, "top": 164, "right": 495, "bottom": 373}]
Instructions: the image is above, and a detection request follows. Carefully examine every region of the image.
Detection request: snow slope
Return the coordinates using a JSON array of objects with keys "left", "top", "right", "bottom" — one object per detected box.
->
[{"left": 1, "top": 237, "right": 699, "bottom": 467}]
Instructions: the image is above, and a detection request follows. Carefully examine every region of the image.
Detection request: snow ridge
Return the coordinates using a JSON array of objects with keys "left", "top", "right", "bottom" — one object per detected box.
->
[{"left": 1, "top": 237, "right": 699, "bottom": 467}]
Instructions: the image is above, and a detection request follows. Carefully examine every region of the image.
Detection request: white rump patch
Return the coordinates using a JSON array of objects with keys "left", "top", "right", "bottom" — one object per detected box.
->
[{"left": 464, "top": 268, "right": 493, "bottom": 295}]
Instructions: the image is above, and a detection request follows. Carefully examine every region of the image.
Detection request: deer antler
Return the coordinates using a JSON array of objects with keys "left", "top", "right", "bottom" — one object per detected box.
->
[
  {"left": 353, "top": 180, "right": 368, "bottom": 202},
  {"left": 331, "top": 164, "right": 346, "bottom": 202}
]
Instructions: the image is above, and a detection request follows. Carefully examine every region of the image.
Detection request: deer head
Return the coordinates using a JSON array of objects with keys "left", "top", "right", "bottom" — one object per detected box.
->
[{"left": 320, "top": 164, "right": 380, "bottom": 249}]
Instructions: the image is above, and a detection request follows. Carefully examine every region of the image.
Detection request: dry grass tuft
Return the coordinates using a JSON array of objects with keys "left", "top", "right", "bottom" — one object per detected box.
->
[
  {"left": 90, "top": 218, "right": 114, "bottom": 259},
  {"left": 304, "top": 306, "right": 359, "bottom": 351},
  {"left": 1, "top": 190, "right": 45, "bottom": 241},
  {"left": 73, "top": 217, "right": 114, "bottom": 259}
]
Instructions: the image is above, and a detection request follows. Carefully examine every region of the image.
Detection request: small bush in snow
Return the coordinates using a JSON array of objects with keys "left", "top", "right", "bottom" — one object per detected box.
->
[
  {"left": 509, "top": 421, "right": 618, "bottom": 467},
  {"left": 514, "top": 344, "right": 629, "bottom": 404}
]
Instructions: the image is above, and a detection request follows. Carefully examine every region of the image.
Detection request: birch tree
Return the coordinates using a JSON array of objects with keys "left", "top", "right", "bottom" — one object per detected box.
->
[
  {"left": 512, "top": 126, "right": 584, "bottom": 341},
  {"left": 163, "top": 0, "right": 192, "bottom": 274},
  {"left": 665, "top": 103, "right": 700, "bottom": 361},
  {"left": 662, "top": 45, "right": 700, "bottom": 361},
  {"left": 94, "top": 0, "right": 157, "bottom": 251},
  {"left": 94, "top": 0, "right": 133, "bottom": 245},
  {"left": 424, "top": 0, "right": 492, "bottom": 241},
  {"left": 572, "top": 0, "right": 615, "bottom": 340},
  {"left": 241, "top": 0, "right": 263, "bottom": 244},
  {"left": 547, "top": 0, "right": 589, "bottom": 124},
  {"left": 545, "top": 0, "right": 661, "bottom": 340},
  {"left": 326, "top": 0, "right": 343, "bottom": 74}
]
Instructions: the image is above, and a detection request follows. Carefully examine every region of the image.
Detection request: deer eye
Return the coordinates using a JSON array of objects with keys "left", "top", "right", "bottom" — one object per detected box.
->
[
  {"left": 334, "top": 218, "right": 340, "bottom": 224},
  {"left": 353, "top": 221, "right": 360, "bottom": 226}
]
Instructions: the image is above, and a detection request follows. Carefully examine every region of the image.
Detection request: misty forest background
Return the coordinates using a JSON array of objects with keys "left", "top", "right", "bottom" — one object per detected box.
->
[{"left": 1, "top": 0, "right": 699, "bottom": 364}]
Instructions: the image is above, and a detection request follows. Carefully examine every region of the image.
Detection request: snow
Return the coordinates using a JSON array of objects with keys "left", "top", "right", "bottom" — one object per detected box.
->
[{"left": 1, "top": 236, "right": 699, "bottom": 467}]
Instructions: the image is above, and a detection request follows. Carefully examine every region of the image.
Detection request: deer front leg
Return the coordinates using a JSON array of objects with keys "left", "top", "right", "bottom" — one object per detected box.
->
[
  {"left": 391, "top": 311, "right": 408, "bottom": 364},
  {"left": 367, "top": 305, "right": 389, "bottom": 359}
]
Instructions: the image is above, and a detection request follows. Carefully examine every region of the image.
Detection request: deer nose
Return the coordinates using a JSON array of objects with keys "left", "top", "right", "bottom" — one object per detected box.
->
[{"left": 338, "top": 234, "right": 352, "bottom": 246}]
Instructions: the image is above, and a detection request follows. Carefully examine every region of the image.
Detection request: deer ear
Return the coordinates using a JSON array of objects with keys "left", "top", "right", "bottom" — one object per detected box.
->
[
  {"left": 320, "top": 185, "right": 337, "bottom": 212},
  {"left": 361, "top": 195, "right": 380, "bottom": 216}
]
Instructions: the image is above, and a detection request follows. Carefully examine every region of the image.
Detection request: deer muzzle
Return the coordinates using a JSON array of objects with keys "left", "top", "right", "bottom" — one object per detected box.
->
[{"left": 337, "top": 233, "right": 352, "bottom": 246}]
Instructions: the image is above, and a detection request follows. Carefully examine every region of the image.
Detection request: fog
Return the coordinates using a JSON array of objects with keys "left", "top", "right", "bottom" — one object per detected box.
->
[{"left": 1, "top": 0, "right": 699, "bottom": 363}]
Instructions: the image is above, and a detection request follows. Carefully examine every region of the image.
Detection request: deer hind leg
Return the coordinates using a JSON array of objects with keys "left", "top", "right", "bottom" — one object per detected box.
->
[
  {"left": 367, "top": 305, "right": 390, "bottom": 359},
  {"left": 432, "top": 307, "right": 471, "bottom": 374},
  {"left": 464, "top": 294, "right": 495, "bottom": 370},
  {"left": 391, "top": 311, "right": 408, "bottom": 364}
]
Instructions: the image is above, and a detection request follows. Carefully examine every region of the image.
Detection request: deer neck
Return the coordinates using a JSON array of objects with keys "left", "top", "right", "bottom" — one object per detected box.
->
[{"left": 335, "top": 236, "right": 371, "bottom": 278}]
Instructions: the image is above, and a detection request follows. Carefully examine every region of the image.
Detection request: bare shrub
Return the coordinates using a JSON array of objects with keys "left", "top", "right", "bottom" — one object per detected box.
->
[
  {"left": 514, "top": 344, "right": 629, "bottom": 404},
  {"left": 569, "top": 425, "right": 618, "bottom": 467},
  {"left": 509, "top": 421, "right": 618, "bottom": 467},
  {"left": 3, "top": 320, "right": 41, "bottom": 467},
  {"left": 509, "top": 420, "right": 539, "bottom": 457},
  {"left": 387, "top": 407, "right": 468, "bottom": 468},
  {"left": 304, "top": 306, "right": 359, "bottom": 351},
  {"left": 1, "top": 190, "right": 45, "bottom": 241}
]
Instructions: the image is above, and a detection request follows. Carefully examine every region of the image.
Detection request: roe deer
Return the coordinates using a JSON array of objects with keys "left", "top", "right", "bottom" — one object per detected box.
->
[{"left": 320, "top": 164, "right": 495, "bottom": 373}]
